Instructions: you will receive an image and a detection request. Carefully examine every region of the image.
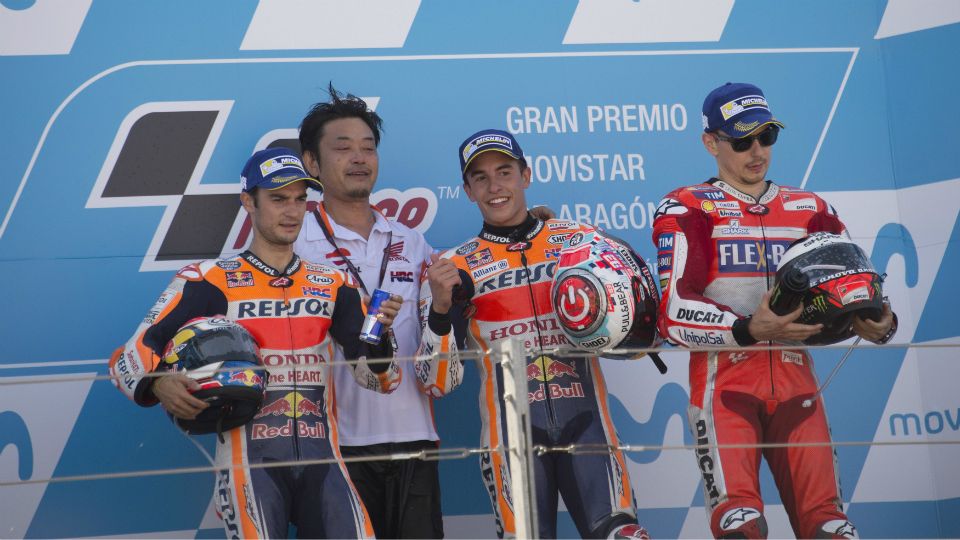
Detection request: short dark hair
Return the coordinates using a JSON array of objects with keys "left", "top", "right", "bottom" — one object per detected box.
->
[
  {"left": 299, "top": 82, "right": 383, "bottom": 164},
  {"left": 241, "top": 187, "right": 261, "bottom": 207},
  {"left": 462, "top": 155, "right": 529, "bottom": 185}
]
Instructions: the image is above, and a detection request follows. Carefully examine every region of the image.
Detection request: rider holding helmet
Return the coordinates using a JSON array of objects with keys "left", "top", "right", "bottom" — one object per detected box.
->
[
  {"left": 109, "top": 148, "right": 402, "bottom": 539},
  {"left": 417, "top": 129, "right": 655, "bottom": 539},
  {"left": 653, "top": 83, "right": 897, "bottom": 539}
]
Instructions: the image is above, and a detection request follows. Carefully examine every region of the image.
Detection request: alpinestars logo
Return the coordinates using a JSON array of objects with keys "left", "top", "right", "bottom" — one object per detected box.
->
[{"left": 720, "top": 507, "right": 761, "bottom": 530}]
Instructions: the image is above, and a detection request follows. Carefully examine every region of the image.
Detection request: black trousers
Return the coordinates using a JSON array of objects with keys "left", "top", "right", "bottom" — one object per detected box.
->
[{"left": 340, "top": 440, "right": 444, "bottom": 539}]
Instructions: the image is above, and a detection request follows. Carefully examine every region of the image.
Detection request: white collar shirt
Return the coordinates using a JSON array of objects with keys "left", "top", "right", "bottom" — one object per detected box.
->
[{"left": 294, "top": 202, "right": 438, "bottom": 445}]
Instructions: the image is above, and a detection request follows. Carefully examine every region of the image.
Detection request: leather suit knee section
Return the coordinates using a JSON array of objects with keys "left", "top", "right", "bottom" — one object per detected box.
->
[
  {"left": 814, "top": 519, "right": 858, "bottom": 539},
  {"left": 600, "top": 513, "right": 650, "bottom": 539},
  {"left": 715, "top": 506, "right": 767, "bottom": 539}
]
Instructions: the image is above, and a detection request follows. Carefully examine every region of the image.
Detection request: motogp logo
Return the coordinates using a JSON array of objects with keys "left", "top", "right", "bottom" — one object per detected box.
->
[{"left": 86, "top": 101, "right": 437, "bottom": 272}]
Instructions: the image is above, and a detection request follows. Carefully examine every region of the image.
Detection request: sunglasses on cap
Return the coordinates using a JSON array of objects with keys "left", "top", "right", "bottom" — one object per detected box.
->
[{"left": 714, "top": 125, "right": 780, "bottom": 152}]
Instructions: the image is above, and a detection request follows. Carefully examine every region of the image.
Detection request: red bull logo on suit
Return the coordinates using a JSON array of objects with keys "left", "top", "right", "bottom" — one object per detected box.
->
[
  {"left": 526, "top": 356, "right": 584, "bottom": 403},
  {"left": 251, "top": 391, "right": 326, "bottom": 439}
]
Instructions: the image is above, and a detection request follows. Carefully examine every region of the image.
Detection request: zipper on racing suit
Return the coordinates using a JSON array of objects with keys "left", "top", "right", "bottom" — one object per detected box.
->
[
  {"left": 281, "top": 284, "right": 303, "bottom": 461},
  {"left": 517, "top": 236, "right": 562, "bottom": 438},
  {"left": 756, "top": 210, "right": 778, "bottom": 403}
]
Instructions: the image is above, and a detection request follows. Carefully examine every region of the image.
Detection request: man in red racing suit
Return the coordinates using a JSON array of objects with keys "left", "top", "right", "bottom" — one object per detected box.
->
[
  {"left": 417, "top": 129, "right": 649, "bottom": 539},
  {"left": 109, "top": 148, "right": 401, "bottom": 539},
  {"left": 652, "top": 83, "right": 896, "bottom": 539}
]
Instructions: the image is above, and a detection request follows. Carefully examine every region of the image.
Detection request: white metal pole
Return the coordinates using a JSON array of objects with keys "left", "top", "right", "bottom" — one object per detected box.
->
[{"left": 496, "top": 338, "right": 538, "bottom": 539}]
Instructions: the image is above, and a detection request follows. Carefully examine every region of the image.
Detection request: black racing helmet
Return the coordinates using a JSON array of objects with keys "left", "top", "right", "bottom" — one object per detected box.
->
[
  {"left": 772, "top": 233, "right": 883, "bottom": 345},
  {"left": 160, "top": 317, "right": 268, "bottom": 435}
]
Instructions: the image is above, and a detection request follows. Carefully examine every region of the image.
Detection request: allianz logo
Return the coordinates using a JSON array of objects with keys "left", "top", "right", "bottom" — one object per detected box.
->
[{"left": 888, "top": 408, "right": 960, "bottom": 436}]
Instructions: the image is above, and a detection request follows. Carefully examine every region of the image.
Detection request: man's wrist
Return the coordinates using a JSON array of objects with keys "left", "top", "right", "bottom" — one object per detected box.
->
[
  {"left": 428, "top": 307, "right": 452, "bottom": 336},
  {"left": 732, "top": 316, "right": 758, "bottom": 346},
  {"left": 875, "top": 311, "right": 898, "bottom": 344}
]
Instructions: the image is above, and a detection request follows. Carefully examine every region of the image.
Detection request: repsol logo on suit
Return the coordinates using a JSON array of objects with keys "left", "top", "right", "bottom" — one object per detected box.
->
[
  {"left": 478, "top": 261, "right": 557, "bottom": 293},
  {"left": 480, "top": 452, "right": 505, "bottom": 537},
  {"left": 237, "top": 298, "right": 330, "bottom": 318}
]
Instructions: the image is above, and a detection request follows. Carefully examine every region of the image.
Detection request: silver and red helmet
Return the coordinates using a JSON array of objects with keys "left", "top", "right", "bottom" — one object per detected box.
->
[
  {"left": 551, "top": 227, "right": 660, "bottom": 355},
  {"left": 774, "top": 233, "right": 884, "bottom": 345},
  {"left": 160, "top": 317, "right": 268, "bottom": 434}
]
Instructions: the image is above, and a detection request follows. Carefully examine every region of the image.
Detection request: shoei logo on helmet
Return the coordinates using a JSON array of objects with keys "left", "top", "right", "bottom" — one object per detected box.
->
[{"left": 555, "top": 274, "right": 603, "bottom": 332}]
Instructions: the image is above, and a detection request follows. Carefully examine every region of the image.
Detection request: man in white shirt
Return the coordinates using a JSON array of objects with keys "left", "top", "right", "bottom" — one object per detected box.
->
[{"left": 293, "top": 84, "right": 443, "bottom": 538}]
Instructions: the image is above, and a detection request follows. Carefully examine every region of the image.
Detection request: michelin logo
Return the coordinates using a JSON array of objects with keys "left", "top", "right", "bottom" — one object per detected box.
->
[
  {"left": 720, "top": 95, "right": 769, "bottom": 120},
  {"left": 259, "top": 155, "right": 302, "bottom": 176},
  {"left": 462, "top": 135, "right": 512, "bottom": 162}
]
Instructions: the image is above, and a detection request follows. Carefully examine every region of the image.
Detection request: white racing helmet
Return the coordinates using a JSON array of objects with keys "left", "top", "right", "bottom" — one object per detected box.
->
[{"left": 551, "top": 227, "right": 661, "bottom": 357}]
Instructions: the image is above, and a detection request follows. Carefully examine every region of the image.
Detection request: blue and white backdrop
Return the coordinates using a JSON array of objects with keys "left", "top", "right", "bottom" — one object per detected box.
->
[{"left": 2, "top": 1, "right": 959, "bottom": 537}]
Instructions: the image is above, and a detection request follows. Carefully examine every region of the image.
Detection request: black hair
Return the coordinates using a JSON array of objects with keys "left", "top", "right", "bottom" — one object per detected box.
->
[
  {"left": 462, "top": 154, "right": 529, "bottom": 185},
  {"left": 242, "top": 187, "right": 260, "bottom": 207},
  {"left": 298, "top": 82, "right": 383, "bottom": 166}
]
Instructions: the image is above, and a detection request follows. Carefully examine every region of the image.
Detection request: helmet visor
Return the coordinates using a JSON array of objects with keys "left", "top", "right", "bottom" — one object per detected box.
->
[
  {"left": 179, "top": 326, "right": 261, "bottom": 370},
  {"left": 779, "top": 235, "right": 875, "bottom": 287}
]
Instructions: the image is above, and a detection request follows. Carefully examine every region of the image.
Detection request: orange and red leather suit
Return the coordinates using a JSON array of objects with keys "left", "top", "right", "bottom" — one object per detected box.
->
[
  {"left": 110, "top": 250, "right": 399, "bottom": 539},
  {"left": 416, "top": 215, "right": 645, "bottom": 539}
]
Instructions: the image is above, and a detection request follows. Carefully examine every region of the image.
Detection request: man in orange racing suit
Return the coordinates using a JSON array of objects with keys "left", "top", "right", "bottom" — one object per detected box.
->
[
  {"left": 109, "top": 148, "right": 402, "bottom": 539},
  {"left": 416, "top": 129, "right": 650, "bottom": 539},
  {"left": 653, "top": 83, "right": 897, "bottom": 539}
]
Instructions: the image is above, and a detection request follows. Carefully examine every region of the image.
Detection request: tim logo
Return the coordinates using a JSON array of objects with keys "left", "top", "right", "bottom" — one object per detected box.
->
[{"left": 85, "top": 101, "right": 437, "bottom": 272}]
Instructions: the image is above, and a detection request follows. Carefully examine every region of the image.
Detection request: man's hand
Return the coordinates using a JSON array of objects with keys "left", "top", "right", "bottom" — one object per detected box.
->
[
  {"left": 748, "top": 289, "right": 823, "bottom": 342},
  {"left": 427, "top": 252, "right": 461, "bottom": 314},
  {"left": 852, "top": 301, "right": 895, "bottom": 342},
  {"left": 529, "top": 205, "right": 556, "bottom": 220},
  {"left": 369, "top": 294, "right": 403, "bottom": 328},
  {"left": 153, "top": 373, "right": 209, "bottom": 420}
]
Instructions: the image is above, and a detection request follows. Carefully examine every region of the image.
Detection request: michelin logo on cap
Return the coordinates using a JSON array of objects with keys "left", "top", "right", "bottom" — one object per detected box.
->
[
  {"left": 720, "top": 95, "right": 770, "bottom": 121},
  {"left": 462, "top": 134, "right": 513, "bottom": 163},
  {"left": 259, "top": 155, "right": 303, "bottom": 176}
]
